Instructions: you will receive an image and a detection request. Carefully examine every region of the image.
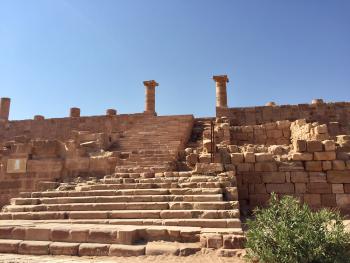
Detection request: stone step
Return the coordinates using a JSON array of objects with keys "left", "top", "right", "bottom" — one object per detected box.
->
[
  {"left": 11, "top": 194, "right": 224, "bottom": 205},
  {"left": 21, "top": 188, "right": 224, "bottom": 198},
  {"left": 0, "top": 223, "right": 202, "bottom": 244},
  {"left": 0, "top": 210, "right": 240, "bottom": 221},
  {"left": 108, "top": 171, "right": 193, "bottom": 179},
  {"left": 4, "top": 201, "right": 239, "bottom": 212},
  {"left": 0, "top": 221, "right": 243, "bottom": 252},
  {"left": 114, "top": 166, "right": 171, "bottom": 173},
  {"left": 101, "top": 176, "right": 233, "bottom": 185},
  {"left": 0, "top": 239, "right": 202, "bottom": 256},
  {"left": 77, "top": 182, "right": 232, "bottom": 191}
]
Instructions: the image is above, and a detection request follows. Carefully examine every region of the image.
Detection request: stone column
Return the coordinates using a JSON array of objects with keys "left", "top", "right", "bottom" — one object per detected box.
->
[
  {"left": 0, "top": 97, "right": 11, "bottom": 120},
  {"left": 213, "top": 75, "right": 229, "bottom": 108},
  {"left": 143, "top": 80, "right": 159, "bottom": 114},
  {"left": 70, "top": 107, "right": 80, "bottom": 117}
]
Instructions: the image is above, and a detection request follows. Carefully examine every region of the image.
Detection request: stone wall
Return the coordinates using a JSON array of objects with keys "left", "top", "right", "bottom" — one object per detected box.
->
[
  {"left": 230, "top": 120, "right": 291, "bottom": 146},
  {"left": 216, "top": 102, "right": 350, "bottom": 128}
]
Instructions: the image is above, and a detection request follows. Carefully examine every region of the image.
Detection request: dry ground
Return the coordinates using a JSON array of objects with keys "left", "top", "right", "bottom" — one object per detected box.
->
[{"left": 0, "top": 252, "right": 245, "bottom": 263}]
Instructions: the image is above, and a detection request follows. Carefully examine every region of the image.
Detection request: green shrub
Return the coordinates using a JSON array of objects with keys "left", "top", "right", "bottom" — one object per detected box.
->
[{"left": 245, "top": 193, "right": 350, "bottom": 263}]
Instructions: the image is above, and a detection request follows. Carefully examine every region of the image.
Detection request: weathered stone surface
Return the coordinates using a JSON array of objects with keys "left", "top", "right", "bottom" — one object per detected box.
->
[
  {"left": 145, "top": 242, "right": 179, "bottom": 255},
  {"left": 194, "top": 163, "right": 224, "bottom": 174},
  {"left": 18, "top": 241, "right": 50, "bottom": 255},
  {"left": 49, "top": 242, "right": 79, "bottom": 256},
  {"left": 109, "top": 244, "right": 145, "bottom": 256},
  {"left": 314, "top": 151, "right": 336, "bottom": 161},
  {"left": 78, "top": 243, "right": 110, "bottom": 256},
  {"left": 307, "top": 140, "right": 323, "bottom": 152}
]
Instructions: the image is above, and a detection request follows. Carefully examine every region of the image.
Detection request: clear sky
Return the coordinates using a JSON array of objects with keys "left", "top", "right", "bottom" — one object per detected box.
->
[{"left": 0, "top": 0, "right": 349, "bottom": 120}]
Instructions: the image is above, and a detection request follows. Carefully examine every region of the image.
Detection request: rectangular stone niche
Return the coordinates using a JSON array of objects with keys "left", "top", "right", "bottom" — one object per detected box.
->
[{"left": 7, "top": 158, "right": 27, "bottom": 173}]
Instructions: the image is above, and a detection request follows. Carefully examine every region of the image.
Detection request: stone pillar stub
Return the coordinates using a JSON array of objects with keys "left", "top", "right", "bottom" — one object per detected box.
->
[
  {"left": 34, "top": 115, "right": 45, "bottom": 120},
  {"left": 213, "top": 75, "right": 229, "bottom": 108},
  {"left": 143, "top": 80, "right": 159, "bottom": 114},
  {"left": 106, "top": 109, "right": 117, "bottom": 116},
  {"left": 70, "top": 107, "right": 81, "bottom": 118},
  {"left": 0, "top": 97, "right": 11, "bottom": 120},
  {"left": 311, "top": 99, "right": 324, "bottom": 105}
]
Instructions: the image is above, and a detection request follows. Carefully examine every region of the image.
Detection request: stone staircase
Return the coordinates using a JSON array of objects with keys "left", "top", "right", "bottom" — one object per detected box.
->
[
  {"left": 0, "top": 171, "right": 244, "bottom": 257},
  {"left": 113, "top": 115, "right": 194, "bottom": 173}
]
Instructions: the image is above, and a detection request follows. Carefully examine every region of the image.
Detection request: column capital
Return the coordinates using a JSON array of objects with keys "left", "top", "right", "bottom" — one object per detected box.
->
[
  {"left": 143, "top": 80, "right": 159, "bottom": 88},
  {"left": 213, "top": 75, "right": 229, "bottom": 83}
]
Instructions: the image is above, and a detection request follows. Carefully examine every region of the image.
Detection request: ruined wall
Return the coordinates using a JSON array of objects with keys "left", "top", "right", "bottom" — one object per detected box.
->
[
  {"left": 0, "top": 113, "right": 147, "bottom": 142},
  {"left": 216, "top": 102, "right": 350, "bottom": 129},
  {"left": 235, "top": 138, "right": 350, "bottom": 213}
]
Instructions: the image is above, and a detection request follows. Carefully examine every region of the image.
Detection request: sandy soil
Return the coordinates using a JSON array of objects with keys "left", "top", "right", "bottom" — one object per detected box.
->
[{"left": 0, "top": 252, "right": 245, "bottom": 263}]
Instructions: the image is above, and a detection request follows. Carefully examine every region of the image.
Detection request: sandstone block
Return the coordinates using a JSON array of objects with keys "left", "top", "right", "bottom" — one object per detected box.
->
[
  {"left": 321, "top": 194, "right": 336, "bottom": 207},
  {"left": 291, "top": 153, "right": 313, "bottom": 161},
  {"left": 323, "top": 140, "right": 336, "bottom": 151},
  {"left": 309, "top": 172, "right": 327, "bottom": 183},
  {"left": 335, "top": 194, "right": 350, "bottom": 208},
  {"left": 194, "top": 163, "right": 224, "bottom": 174},
  {"left": 78, "top": 243, "right": 110, "bottom": 256},
  {"left": 26, "top": 227, "right": 51, "bottom": 241},
  {"left": 230, "top": 153, "right": 244, "bottom": 164},
  {"left": 145, "top": 242, "right": 179, "bottom": 255},
  {"left": 49, "top": 242, "right": 79, "bottom": 256},
  {"left": 117, "top": 229, "right": 137, "bottom": 245},
  {"left": 332, "top": 184, "right": 344, "bottom": 194},
  {"left": 65, "top": 158, "right": 89, "bottom": 171},
  {"left": 255, "top": 162, "right": 277, "bottom": 172},
  {"left": 244, "top": 152, "right": 255, "bottom": 163},
  {"left": 322, "top": 161, "right": 332, "bottom": 171},
  {"left": 255, "top": 153, "right": 273, "bottom": 162},
  {"left": 201, "top": 233, "right": 222, "bottom": 249},
  {"left": 109, "top": 244, "right": 145, "bottom": 256},
  {"left": 307, "top": 140, "right": 323, "bottom": 152},
  {"left": 223, "top": 235, "right": 246, "bottom": 249},
  {"left": 306, "top": 183, "right": 332, "bottom": 194},
  {"left": 203, "top": 139, "right": 215, "bottom": 153},
  {"left": 18, "top": 241, "right": 51, "bottom": 255},
  {"left": 303, "top": 194, "right": 321, "bottom": 206},
  {"left": 0, "top": 240, "right": 20, "bottom": 253},
  {"left": 295, "top": 183, "right": 307, "bottom": 194},
  {"left": 314, "top": 152, "right": 336, "bottom": 161},
  {"left": 291, "top": 172, "right": 308, "bottom": 183},
  {"left": 305, "top": 161, "right": 322, "bottom": 171},
  {"left": 228, "top": 145, "right": 240, "bottom": 153},
  {"left": 51, "top": 228, "right": 70, "bottom": 242},
  {"left": 237, "top": 163, "right": 254, "bottom": 172},
  {"left": 88, "top": 229, "right": 117, "bottom": 244},
  {"left": 327, "top": 171, "right": 350, "bottom": 183},
  {"left": 186, "top": 153, "right": 199, "bottom": 166},
  {"left": 293, "top": 140, "right": 306, "bottom": 152},
  {"left": 266, "top": 183, "right": 294, "bottom": 194},
  {"left": 344, "top": 184, "right": 350, "bottom": 193},
  {"left": 332, "top": 160, "right": 346, "bottom": 170},
  {"left": 262, "top": 172, "right": 285, "bottom": 183},
  {"left": 252, "top": 183, "right": 267, "bottom": 194},
  {"left": 249, "top": 194, "right": 270, "bottom": 206},
  {"left": 0, "top": 227, "right": 14, "bottom": 239},
  {"left": 69, "top": 229, "right": 89, "bottom": 243}
]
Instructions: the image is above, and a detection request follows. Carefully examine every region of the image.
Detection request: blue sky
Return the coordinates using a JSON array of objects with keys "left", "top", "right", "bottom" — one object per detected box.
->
[{"left": 0, "top": 0, "right": 349, "bottom": 119}]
